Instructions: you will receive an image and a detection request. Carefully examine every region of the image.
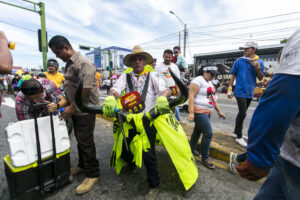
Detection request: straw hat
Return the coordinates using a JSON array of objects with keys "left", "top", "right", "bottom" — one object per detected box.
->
[{"left": 123, "top": 45, "right": 153, "bottom": 67}]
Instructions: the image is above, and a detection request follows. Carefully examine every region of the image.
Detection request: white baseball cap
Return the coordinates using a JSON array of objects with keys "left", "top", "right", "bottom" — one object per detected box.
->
[
  {"left": 239, "top": 41, "right": 258, "bottom": 50},
  {"left": 203, "top": 66, "right": 220, "bottom": 75}
]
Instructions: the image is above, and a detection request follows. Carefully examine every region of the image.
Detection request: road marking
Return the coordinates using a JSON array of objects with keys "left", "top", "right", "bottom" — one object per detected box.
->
[{"left": 2, "top": 97, "right": 15, "bottom": 108}]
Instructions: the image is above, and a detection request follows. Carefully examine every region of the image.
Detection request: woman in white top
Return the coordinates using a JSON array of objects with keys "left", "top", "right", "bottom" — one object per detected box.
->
[{"left": 188, "top": 65, "right": 226, "bottom": 169}]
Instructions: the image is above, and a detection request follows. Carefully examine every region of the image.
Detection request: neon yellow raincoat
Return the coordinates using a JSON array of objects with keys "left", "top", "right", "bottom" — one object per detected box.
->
[{"left": 110, "top": 111, "right": 198, "bottom": 191}]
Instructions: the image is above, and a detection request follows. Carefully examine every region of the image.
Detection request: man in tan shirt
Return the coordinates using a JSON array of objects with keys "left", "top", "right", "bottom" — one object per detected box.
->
[{"left": 49, "top": 35, "right": 100, "bottom": 195}]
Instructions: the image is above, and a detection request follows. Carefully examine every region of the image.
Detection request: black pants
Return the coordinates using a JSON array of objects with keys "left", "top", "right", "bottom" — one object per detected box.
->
[
  {"left": 234, "top": 97, "right": 252, "bottom": 138},
  {"left": 120, "top": 117, "right": 160, "bottom": 188},
  {"left": 72, "top": 114, "right": 100, "bottom": 178}
]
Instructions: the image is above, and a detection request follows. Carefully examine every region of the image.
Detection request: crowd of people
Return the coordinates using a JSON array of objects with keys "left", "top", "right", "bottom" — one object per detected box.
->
[{"left": 1, "top": 28, "right": 300, "bottom": 200}]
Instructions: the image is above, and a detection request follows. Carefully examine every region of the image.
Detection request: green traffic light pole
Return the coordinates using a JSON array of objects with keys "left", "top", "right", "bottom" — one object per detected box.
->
[{"left": 0, "top": 0, "right": 47, "bottom": 70}]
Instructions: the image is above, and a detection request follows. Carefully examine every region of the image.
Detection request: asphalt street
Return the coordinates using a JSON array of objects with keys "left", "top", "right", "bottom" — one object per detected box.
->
[{"left": 0, "top": 94, "right": 261, "bottom": 200}]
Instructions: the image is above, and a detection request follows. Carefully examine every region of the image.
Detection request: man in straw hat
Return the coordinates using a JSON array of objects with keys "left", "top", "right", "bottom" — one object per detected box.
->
[{"left": 102, "top": 45, "right": 171, "bottom": 199}]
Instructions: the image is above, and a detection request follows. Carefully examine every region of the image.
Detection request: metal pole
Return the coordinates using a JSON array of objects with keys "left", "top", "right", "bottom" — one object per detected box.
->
[
  {"left": 0, "top": 0, "right": 37, "bottom": 12},
  {"left": 39, "top": 2, "right": 47, "bottom": 71},
  {"left": 178, "top": 31, "right": 181, "bottom": 48},
  {"left": 183, "top": 24, "right": 187, "bottom": 57},
  {"left": 193, "top": 56, "right": 196, "bottom": 78}
]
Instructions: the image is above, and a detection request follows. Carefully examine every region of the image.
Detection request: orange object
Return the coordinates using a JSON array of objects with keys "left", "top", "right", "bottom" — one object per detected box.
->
[
  {"left": 8, "top": 41, "right": 15, "bottom": 50},
  {"left": 96, "top": 72, "right": 100, "bottom": 87}
]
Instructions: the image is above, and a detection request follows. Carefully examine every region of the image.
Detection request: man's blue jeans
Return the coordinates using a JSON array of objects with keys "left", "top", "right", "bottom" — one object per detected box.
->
[
  {"left": 189, "top": 113, "right": 213, "bottom": 161},
  {"left": 175, "top": 106, "right": 181, "bottom": 121},
  {"left": 254, "top": 157, "right": 300, "bottom": 200}
]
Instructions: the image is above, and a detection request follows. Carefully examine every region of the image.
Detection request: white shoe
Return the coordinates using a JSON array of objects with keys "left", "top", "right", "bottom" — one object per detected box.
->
[
  {"left": 231, "top": 133, "right": 237, "bottom": 138},
  {"left": 236, "top": 138, "right": 247, "bottom": 147}
]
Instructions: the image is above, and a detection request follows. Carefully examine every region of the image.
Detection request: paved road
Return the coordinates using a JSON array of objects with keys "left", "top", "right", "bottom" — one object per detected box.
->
[{"left": 0, "top": 95, "right": 261, "bottom": 199}]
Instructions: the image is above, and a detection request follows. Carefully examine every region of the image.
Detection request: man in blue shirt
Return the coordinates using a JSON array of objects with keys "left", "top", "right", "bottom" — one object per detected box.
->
[
  {"left": 236, "top": 29, "right": 300, "bottom": 200},
  {"left": 228, "top": 41, "right": 265, "bottom": 147}
]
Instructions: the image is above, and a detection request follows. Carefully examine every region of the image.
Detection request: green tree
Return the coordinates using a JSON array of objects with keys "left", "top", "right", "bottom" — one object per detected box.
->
[{"left": 280, "top": 38, "right": 288, "bottom": 44}]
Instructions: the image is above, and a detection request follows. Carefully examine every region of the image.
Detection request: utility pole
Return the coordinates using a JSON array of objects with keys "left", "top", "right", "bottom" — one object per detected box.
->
[
  {"left": 169, "top": 11, "right": 187, "bottom": 58},
  {"left": 39, "top": 2, "right": 47, "bottom": 71},
  {"left": 178, "top": 31, "right": 181, "bottom": 48},
  {"left": 183, "top": 24, "right": 187, "bottom": 57},
  {"left": 0, "top": 0, "right": 48, "bottom": 70}
]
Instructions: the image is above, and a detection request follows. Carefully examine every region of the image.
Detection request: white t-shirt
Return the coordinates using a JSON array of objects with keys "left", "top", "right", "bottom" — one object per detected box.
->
[
  {"left": 191, "top": 76, "right": 218, "bottom": 111},
  {"left": 111, "top": 71, "right": 168, "bottom": 112},
  {"left": 276, "top": 28, "right": 300, "bottom": 75},
  {"left": 155, "top": 62, "right": 180, "bottom": 88}
]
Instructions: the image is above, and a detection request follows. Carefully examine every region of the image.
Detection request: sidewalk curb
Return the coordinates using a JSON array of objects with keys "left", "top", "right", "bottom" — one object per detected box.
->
[
  {"left": 187, "top": 136, "right": 232, "bottom": 163},
  {"left": 96, "top": 114, "right": 233, "bottom": 164}
]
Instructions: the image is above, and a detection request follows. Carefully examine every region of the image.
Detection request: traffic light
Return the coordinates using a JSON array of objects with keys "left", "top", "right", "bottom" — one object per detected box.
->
[
  {"left": 79, "top": 45, "right": 92, "bottom": 50},
  {"left": 38, "top": 29, "right": 48, "bottom": 52},
  {"left": 109, "top": 61, "right": 113, "bottom": 71}
]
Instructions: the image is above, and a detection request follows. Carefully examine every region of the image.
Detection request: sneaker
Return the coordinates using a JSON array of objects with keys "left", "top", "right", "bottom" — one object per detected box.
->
[
  {"left": 202, "top": 159, "right": 215, "bottom": 169},
  {"left": 76, "top": 177, "right": 99, "bottom": 195},
  {"left": 179, "top": 121, "right": 186, "bottom": 125},
  {"left": 71, "top": 166, "right": 85, "bottom": 176},
  {"left": 229, "top": 152, "right": 238, "bottom": 174},
  {"left": 192, "top": 150, "right": 200, "bottom": 157},
  {"left": 232, "top": 133, "right": 248, "bottom": 139},
  {"left": 231, "top": 133, "right": 237, "bottom": 138},
  {"left": 236, "top": 138, "right": 247, "bottom": 147},
  {"left": 144, "top": 187, "right": 159, "bottom": 200}
]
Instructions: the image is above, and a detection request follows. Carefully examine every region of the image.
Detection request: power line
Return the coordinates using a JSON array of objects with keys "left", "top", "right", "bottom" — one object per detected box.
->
[
  {"left": 140, "top": 31, "right": 181, "bottom": 45},
  {"left": 189, "top": 18, "right": 300, "bottom": 37},
  {"left": 140, "top": 12, "right": 300, "bottom": 50},
  {"left": 0, "top": 20, "right": 36, "bottom": 32},
  {"left": 188, "top": 26, "right": 299, "bottom": 43},
  {"left": 189, "top": 11, "right": 300, "bottom": 30}
]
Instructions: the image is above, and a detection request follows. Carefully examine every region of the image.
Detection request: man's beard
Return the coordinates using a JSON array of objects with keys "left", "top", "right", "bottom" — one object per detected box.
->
[{"left": 164, "top": 61, "right": 171, "bottom": 65}]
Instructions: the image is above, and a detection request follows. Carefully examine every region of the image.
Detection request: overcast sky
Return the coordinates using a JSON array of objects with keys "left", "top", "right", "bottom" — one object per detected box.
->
[{"left": 1, "top": 0, "right": 300, "bottom": 69}]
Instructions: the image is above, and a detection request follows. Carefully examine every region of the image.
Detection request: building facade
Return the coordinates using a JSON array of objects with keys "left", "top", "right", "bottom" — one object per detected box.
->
[
  {"left": 85, "top": 46, "right": 131, "bottom": 73},
  {"left": 192, "top": 44, "right": 285, "bottom": 78}
]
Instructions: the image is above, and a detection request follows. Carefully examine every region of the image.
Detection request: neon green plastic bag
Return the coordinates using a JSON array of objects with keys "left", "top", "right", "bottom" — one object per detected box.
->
[{"left": 153, "top": 113, "right": 198, "bottom": 191}]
